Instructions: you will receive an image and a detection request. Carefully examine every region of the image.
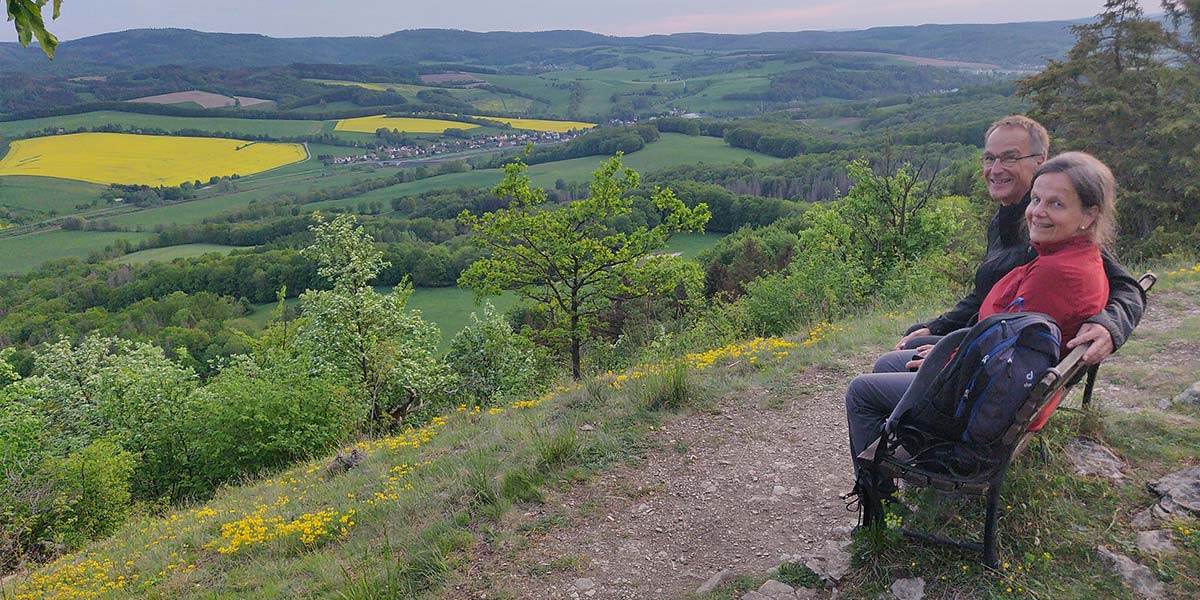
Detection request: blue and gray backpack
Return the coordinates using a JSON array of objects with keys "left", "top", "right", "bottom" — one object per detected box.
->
[{"left": 886, "top": 312, "right": 1062, "bottom": 461}]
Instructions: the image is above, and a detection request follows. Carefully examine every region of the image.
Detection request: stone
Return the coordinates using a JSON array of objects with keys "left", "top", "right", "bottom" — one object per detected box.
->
[
  {"left": 695, "top": 568, "right": 735, "bottom": 595},
  {"left": 805, "top": 539, "right": 852, "bottom": 582},
  {"left": 890, "top": 577, "right": 926, "bottom": 600},
  {"left": 740, "top": 592, "right": 772, "bottom": 600},
  {"left": 1130, "top": 507, "right": 1157, "bottom": 530},
  {"left": 1172, "top": 381, "right": 1200, "bottom": 406},
  {"left": 1150, "top": 466, "right": 1200, "bottom": 516},
  {"left": 1096, "top": 546, "right": 1165, "bottom": 599},
  {"left": 323, "top": 447, "right": 365, "bottom": 479},
  {"left": 1064, "top": 439, "right": 1126, "bottom": 480},
  {"left": 573, "top": 578, "right": 595, "bottom": 591},
  {"left": 757, "top": 579, "right": 796, "bottom": 599},
  {"left": 1136, "top": 529, "right": 1177, "bottom": 555}
]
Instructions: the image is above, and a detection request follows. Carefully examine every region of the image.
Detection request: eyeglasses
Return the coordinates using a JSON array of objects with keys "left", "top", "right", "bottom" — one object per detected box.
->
[{"left": 982, "top": 153, "right": 1042, "bottom": 167}]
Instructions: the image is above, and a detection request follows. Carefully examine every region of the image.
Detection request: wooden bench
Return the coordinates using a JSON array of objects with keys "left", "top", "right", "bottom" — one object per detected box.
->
[{"left": 857, "top": 272, "right": 1156, "bottom": 567}]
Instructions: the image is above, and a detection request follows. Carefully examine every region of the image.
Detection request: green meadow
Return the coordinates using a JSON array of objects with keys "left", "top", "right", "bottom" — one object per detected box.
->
[
  {"left": 114, "top": 244, "right": 247, "bottom": 264},
  {"left": 0, "top": 230, "right": 155, "bottom": 274},
  {"left": 0, "top": 176, "right": 109, "bottom": 222}
]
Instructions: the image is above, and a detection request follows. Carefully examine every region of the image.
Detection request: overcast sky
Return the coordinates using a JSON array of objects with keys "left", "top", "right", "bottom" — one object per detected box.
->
[{"left": 1, "top": 0, "right": 1162, "bottom": 42}]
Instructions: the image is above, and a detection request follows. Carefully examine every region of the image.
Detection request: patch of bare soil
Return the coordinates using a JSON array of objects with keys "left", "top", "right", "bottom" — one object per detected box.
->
[
  {"left": 448, "top": 363, "right": 869, "bottom": 600},
  {"left": 127, "top": 90, "right": 272, "bottom": 108},
  {"left": 420, "top": 72, "right": 487, "bottom": 86}
]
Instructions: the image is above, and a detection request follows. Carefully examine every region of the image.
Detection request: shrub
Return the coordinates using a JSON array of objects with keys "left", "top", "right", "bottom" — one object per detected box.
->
[
  {"left": 445, "top": 303, "right": 543, "bottom": 405},
  {"left": 174, "top": 352, "right": 355, "bottom": 499},
  {"left": 42, "top": 439, "right": 136, "bottom": 549}
]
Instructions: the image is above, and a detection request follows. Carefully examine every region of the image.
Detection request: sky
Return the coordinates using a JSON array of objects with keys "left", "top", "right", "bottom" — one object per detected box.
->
[{"left": 1, "top": 0, "right": 1162, "bottom": 43}]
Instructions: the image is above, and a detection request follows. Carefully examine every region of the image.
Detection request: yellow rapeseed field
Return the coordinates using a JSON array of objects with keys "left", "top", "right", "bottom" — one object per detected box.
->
[
  {"left": 492, "top": 117, "right": 594, "bottom": 132},
  {"left": 334, "top": 115, "right": 482, "bottom": 134},
  {"left": 0, "top": 132, "right": 307, "bottom": 186},
  {"left": 334, "top": 114, "right": 595, "bottom": 134}
]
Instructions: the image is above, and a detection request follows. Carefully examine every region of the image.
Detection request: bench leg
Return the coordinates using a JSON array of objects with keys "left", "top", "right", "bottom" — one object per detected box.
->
[
  {"left": 1081, "top": 364, "right": 1100, "bottom": 410},
  {"left": 983, "top": 482, "right": 1001, "bottom": 568},
  {"left": 859, "top": 468, "right": 885, "bottom": 527}
]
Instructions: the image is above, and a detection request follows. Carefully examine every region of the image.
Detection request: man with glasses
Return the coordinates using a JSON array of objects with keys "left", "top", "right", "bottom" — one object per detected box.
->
[
  {"left": 884, "top": 115, "right": 1144, "bottom": 371},
  {"left": 843, "top": 116, "right": 1145, "bottom": 499}
]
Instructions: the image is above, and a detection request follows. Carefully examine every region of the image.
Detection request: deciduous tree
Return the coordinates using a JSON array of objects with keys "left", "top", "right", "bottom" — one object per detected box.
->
[{"left": 459, "top": 154, "right": 710, "bottom": 379}]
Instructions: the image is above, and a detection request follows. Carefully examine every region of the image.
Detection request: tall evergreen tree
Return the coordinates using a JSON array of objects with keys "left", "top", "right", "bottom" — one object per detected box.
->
[{"left": 1020, "top": 0, "right": 1199, "bottom": 248}]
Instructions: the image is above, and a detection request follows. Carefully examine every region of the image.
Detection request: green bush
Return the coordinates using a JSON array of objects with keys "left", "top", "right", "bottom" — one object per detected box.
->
[
  {"left": 445, "top": 303, "right": 543, "bottom": 405},
  {"left": 42, "top": 439, "right": 136, "bottom": 550},
  {"left": 174, "top": 352, "right": 355, "bottom": 500}
]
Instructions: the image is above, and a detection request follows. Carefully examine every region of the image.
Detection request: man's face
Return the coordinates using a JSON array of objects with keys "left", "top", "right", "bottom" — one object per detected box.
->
[{"left": 983, "top": 126, "right": 1044, "bottom": 206}]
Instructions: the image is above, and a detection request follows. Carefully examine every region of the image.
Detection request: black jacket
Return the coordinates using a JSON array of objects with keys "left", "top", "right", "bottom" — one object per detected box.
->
[{"left": 911, "top": 194, "right": 1146, "bottom": 348}]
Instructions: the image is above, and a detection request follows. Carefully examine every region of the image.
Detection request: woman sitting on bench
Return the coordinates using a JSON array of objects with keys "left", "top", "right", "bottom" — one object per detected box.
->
[{"left": 844, "top": 151, "right": 1118, "bottom": 497}]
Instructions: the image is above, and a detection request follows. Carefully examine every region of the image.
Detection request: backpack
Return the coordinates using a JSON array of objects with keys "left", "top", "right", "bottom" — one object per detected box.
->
[{"left": 885, "top": 312, "right": 1062, "bottom": 466}]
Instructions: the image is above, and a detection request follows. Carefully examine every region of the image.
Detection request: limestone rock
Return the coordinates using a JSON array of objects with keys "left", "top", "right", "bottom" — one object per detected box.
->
[
  {"left": 695, "top": 568, "right": 735, "bottom": 595},
  {"left": 1135, "top": 529, "right": 1177, "bottom": 555},
  {"left": 805, "top": 539, "right": 851, "bottom": 582},
  {"left": 573, "top": 578, "right": 595, "bottom": 591},
  {"left": 1096, "top": 546, "right": 1165, "bottom": 599},
  {"left": 323, "top": 447, "right": 365, "bottom": 479},
  {"left": 740, "top": 592, "right": 772, "bottom": 600},
  {"left": 1171, "top": 381, "right": 1200, "bottom": 407},
  {"left": 1150, "top": 465, "right": 1200, "bottom": 516},
  {"left": 1130, "top": 507, "right": 1158, "bottom": 530},
  {"left": 891, "top": 577, "right": 926, "bottom": 600},
  {"left": 757, "top": 579, "right": 795, "bottom": 599},
  {"left": 1065, "top": 439, "right": 1125, "bottom": 480}
]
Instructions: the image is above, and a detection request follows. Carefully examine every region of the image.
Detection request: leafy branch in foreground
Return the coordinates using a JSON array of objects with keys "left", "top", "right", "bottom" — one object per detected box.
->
[
  {"left": 458, "top": 153, "right": 710, "bottom": 379},
  {"left": 6, "top": 0, "right": 61, "bottom": 58}
]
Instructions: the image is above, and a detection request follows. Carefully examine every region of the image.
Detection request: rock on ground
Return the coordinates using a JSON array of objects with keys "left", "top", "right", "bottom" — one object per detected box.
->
[
  {"left": 1096, "top": 546, "right": 1165, "bottom": 599},
  {"left": 756, "top": 579, "right": 796, "bottom": 599},
  {"left": 1149, "top": 465, "right": 1200, "bottom": 516},
  {"left": 1065, "top": 438, "right": 1126, "bottom": 480},
  {"left": 1169, "top": 381, "right": 1200, "bottom": 407},
  {"left": 890, "top": 577, "right": 925, "bottom": 600},
  {"left": 1135, "top": 529, "right": 1176, "bottom": 555},
  {"left": 695, "top": 569, "right": 735, "bottom": 595}
]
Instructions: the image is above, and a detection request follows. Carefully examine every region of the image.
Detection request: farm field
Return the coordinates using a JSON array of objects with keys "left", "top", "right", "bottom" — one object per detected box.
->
[
  {"left": 113, "top": 243, "right": 247, "bottom": 265},
  {"left": 305, "top": 133, "right": 782, "bottom": 212},
  {"left": 128, "top": 90, "right": 273, "bottom": 108},
  {"left": 105, "top": 168, "right": 396, "bottom": 228},
  {"left": 305, "top": 79, "right": 542, "bottom": 114},
  {"left": 0, "top": 133, "right": 308, "bottom": 186},
  {"left": 0, "top": 175, "right": 108, "bottom": 222},
  {"left": 0, "top": 229, "right": 155, "bottom": 274},
  {"left": 495, "top": 117, "right": 594, "bottom": 132},
  {"left": 335, "top": 115, "right": 481, "bottom": 134},
  {"left": 303, "top": 79, "right": 445, "bottom": 94},
  {"left": 0, "top": 111, "right": 326, "bottom": 139}
]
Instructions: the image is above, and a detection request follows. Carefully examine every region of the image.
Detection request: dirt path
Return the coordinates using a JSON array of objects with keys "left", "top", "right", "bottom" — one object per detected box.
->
[{"left": 448, "top": 360, "right": 869, "bottom": 599}]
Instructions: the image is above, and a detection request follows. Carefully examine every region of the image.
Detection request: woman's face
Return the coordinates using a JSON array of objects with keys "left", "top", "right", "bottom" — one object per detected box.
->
[{"left": 1026, "top": 172, "right": 1097, "bottom": 245}]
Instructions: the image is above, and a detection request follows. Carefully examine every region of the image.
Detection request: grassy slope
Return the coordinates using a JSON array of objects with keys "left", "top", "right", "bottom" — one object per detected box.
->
[
  {"left": 0, "top": 230, "right": 156, "bottom": 274},
  {"left": 5, "top": 266, "right": 1197, "bottom": 599},
  {"left": 0, "top": 176, "right": 108, "bottom": 221}
]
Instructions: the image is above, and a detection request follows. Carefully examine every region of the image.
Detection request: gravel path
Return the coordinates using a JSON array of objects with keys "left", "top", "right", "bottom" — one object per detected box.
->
[{"left": 447, "top": 362, "right": 869, "bottom": 599}]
